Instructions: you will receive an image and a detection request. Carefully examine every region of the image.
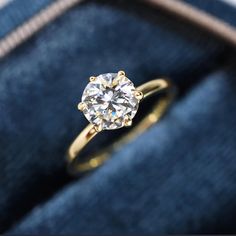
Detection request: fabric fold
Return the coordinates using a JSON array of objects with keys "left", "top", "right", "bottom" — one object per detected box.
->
[{"left": 9, "top": 70, "right": 236, "bottom": 234}]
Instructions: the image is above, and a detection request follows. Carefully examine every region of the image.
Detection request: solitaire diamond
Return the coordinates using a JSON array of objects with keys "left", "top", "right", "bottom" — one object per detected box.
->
[{"left": 80, "top": 73, "right": 140, "bottom": 130}]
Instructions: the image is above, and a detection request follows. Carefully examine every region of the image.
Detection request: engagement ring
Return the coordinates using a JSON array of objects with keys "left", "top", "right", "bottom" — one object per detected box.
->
[{"left": 67, "top": 71, "right": 175, "bottom": 175}]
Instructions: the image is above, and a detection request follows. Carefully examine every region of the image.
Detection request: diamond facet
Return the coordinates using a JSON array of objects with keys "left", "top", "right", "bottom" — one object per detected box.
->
[{"left": 81, "top": 73, "right": 139, "bottom": 130}]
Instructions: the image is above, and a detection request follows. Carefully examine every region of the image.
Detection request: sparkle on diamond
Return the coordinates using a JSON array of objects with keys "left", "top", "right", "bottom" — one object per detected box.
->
[{"left": 81, "top": 73, "right": 139, "bottom": 130}]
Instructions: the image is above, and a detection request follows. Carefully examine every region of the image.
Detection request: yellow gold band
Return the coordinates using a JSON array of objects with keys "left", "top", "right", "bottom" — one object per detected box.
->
[{"left": 66, "top": 78, "right": 175, "bottom": 175}]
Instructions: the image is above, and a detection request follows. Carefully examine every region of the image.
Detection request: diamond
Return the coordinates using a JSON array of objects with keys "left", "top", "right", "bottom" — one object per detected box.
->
[{"left": 81, "top": 73, "right": 139, "bottom": 130}]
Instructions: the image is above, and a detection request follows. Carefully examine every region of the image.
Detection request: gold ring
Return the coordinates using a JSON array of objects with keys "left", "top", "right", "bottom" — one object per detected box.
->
[{"left": 66, "top": 71, "right": 175, "bottom": 175}]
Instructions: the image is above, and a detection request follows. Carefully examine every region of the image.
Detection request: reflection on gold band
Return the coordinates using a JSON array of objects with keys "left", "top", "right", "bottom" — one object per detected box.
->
[{"left": 66, "top": 78, "right": 175, "bottom": 175}]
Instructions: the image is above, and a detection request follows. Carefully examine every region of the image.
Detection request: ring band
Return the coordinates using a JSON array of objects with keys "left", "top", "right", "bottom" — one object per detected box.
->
[{"left": 66, "top": 72, "right": 175, "bottom": 175}]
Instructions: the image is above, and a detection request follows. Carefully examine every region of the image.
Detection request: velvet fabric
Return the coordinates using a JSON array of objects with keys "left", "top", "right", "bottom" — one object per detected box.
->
[{"left": 0, "top": 0, "right": 236, "bottom": 234}]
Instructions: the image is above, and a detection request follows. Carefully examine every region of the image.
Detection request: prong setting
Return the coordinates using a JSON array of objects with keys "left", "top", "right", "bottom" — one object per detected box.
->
[
  {"left": 94, "top": 123, "right": 103, "bottom": 132},
  {"left": 81, "top": 73, "right": 139, "bottom": 130},
  {"left": 112, "top": 76, "right": 120, "bottom": 87},
  {"left": 78, "top": 102, "right": 86, "bottom": 111},
  {"left": 134, "top": 90, "right": 144, "bottom": 101},
  {"left": 118, "top": 70, "right": 125, "bottom": 77},
  {"left": 124, "top": 116, "right": 132, "bottom": 127},
  {"left": 89, "top": 76, "right": 96, "bottom": 82}
]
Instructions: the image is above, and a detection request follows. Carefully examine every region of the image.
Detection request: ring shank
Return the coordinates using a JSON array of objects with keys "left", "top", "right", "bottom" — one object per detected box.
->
[{"left": 67, "top": 78, "right": 175, "bottom": 175}]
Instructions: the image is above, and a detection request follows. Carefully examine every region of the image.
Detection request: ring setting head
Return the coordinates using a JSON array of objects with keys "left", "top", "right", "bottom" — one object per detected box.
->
[{"left": 79, "top": 71, "right": 141, "bottom": 131}]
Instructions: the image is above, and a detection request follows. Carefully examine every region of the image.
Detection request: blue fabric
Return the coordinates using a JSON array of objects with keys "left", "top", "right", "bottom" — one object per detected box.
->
[
  {"left": 0, "top": 0, "right": 236, "bottom": 234},
  {"left": 9, "top": 70, "right": 236, "bottom": 234}
]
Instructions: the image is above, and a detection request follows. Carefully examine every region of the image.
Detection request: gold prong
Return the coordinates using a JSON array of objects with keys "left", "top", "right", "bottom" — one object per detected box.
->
[
  {"left": 134, "top": 90, "right": 144, "bottom": 100},
  {"left": 78, "top": 102, "right": 86, "bottom": 111},
  {"left": 118, "top": 70, "right": 125, "bottom": 77},
  {"left": 112, "top": 77, "right": 120, "bottom": 87},
  {"left": 94, "top": 123, "right": 103, "bottom": 132},
  {"left": 89, "top": 76, "right": 96, "bottom": 82},
  {"left": 124, "top": 116, "right": 132, "bottom": 127}
]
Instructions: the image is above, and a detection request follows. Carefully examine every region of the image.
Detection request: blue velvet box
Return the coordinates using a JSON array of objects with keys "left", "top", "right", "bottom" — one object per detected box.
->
[{"left": 1, "top": 0, "right": 236, "bottom": 234}]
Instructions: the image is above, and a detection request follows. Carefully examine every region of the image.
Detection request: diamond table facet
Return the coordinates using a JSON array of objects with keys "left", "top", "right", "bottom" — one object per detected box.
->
[{"left": 81, "top": 73, "right": 139, "bottom": 130}]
